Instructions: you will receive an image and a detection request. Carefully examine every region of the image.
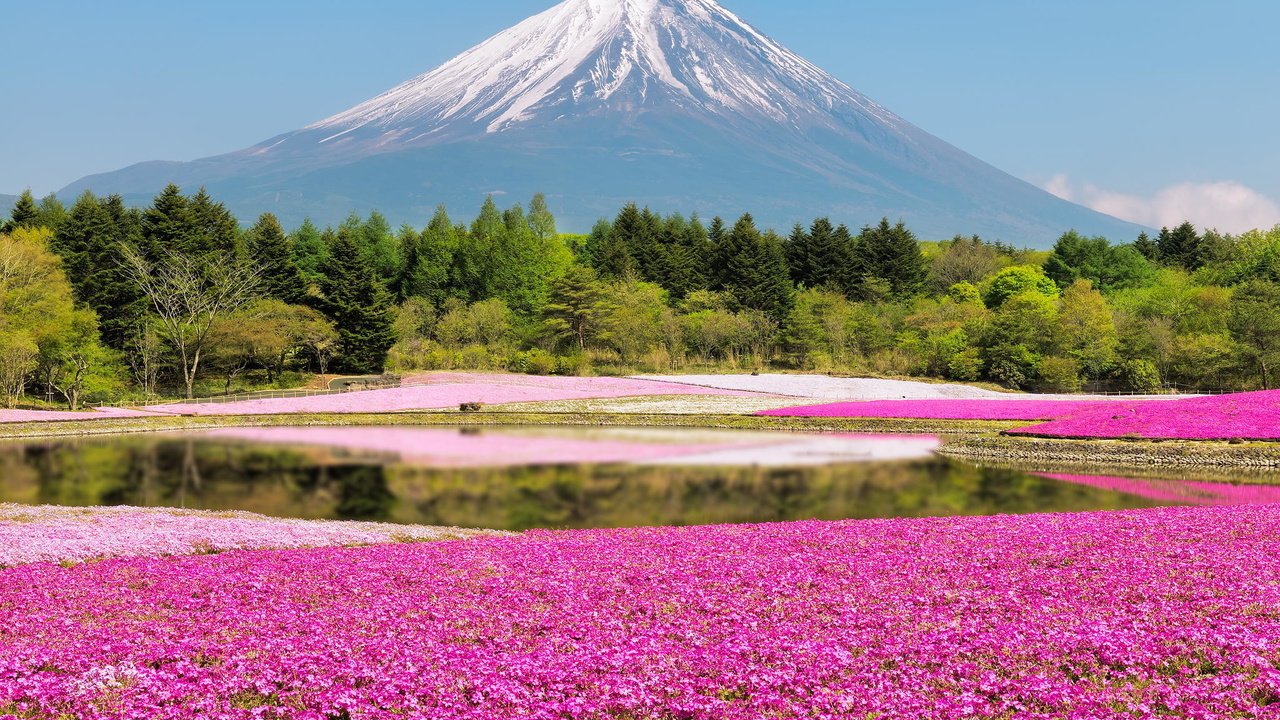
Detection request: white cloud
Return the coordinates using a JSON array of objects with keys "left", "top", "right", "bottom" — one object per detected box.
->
[{"left": 1044, "top": 175, "right": 1280, "bottom": 234}]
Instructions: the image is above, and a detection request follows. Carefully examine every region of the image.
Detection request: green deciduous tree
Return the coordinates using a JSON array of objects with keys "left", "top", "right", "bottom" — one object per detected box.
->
[{"left": 982, "top": 265, "right": 1059, "bottom": 308}]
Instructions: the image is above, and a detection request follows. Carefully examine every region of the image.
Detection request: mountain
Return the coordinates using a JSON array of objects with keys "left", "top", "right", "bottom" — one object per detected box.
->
[
  {"left": 60, "top": 0, "right": 1144, "bottom": 245},
  {"left": 0, "top": 195, "right": 17, "bottom": 217}
]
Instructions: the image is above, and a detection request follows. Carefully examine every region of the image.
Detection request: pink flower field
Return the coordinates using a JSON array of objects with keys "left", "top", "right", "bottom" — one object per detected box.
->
[
  {"left": 0, "top": 406, "right": 156, "bottom": 424},
  {"left": 758, "top": 398, "right": 1119, "bottom": 421},
  {"left": 151, "top": 375, "right": 766, "bottom": 417},
  {"left": 1010, "top": 390, "right": 1280, "bottom": 441},
  {"left": 6, "top": 506, "right": 1280, "bottom": 718},
  {"left": 760, "top": 390, "right": 1280, "bottom": 441},
  {"left": 0, "top": 505, "right": 495, "bottom": 568}
]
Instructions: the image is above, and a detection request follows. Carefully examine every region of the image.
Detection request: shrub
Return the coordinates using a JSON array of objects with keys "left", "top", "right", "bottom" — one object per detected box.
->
[
  {"left": 509, "top": 349, "right": 556, "bottom": 376},
  {"left": 1037, "top": 357, "right": 1082, "bottom": 393},
  {"left": 1112, "top": 359, "right": 1163, "bottom": 393}
]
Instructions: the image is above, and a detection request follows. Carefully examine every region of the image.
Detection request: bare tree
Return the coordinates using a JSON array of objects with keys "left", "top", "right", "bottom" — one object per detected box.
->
[
  {"left": 121, "top": 246, "right": 261, "bottom": 399},
  {"left": 128, "top": 318, "right": 164, "bottom": 402}
]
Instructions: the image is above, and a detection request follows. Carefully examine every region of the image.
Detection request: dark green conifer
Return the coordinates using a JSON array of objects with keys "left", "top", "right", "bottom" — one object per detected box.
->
[
  {"left": 5, "top": 190, "right": 39, "bottom": 232},
  {"left": 850, "top": 218, "right": 926, "bottom": 300},
  {"left": 318, "top": 229, "right": 397, "bottom": 374},
  {"left": 245, "top": 213, "right": 308, "bottom": 304},
  {"left": 290, "top": 219, "right": 329, "bottom": 282},
  {"left": 186, "top": 187, "right": 240, "bottom": 257},
  {"left": 1133, "top": 231, "right": 1160, "bottom": 262},
  {"left": 1157, "top": 222, "right": 1206, "bottom": 270}
]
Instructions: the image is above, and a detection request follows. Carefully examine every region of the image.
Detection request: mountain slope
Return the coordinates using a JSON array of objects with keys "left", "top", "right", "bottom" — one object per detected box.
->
[{"left": 61, "top": 0, "right": 1143, "bottom": 244}]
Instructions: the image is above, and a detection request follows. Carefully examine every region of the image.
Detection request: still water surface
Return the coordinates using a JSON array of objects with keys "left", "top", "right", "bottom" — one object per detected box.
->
[{"left": 0, "top": 427, "right": 1270, "bottom": 531}]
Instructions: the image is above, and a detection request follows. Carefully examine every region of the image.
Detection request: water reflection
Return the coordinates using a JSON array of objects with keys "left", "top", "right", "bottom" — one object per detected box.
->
[{"left": 0, "top": 427, "right": 1262, "bottom": 531}]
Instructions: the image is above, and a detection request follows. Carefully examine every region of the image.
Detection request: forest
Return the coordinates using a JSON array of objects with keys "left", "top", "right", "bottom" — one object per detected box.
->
[{"left": 2, "top": 186, "right": 1278, "bottom": 409}]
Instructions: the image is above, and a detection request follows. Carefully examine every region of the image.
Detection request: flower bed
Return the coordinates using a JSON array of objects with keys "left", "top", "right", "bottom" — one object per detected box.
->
[
  {"left": 758, "top": 398, "right": 1117, "bottom": 421},
  {"left": 5, "top": 506, "right": 1280, "bottom": 717},
  {"left": 1010, "top": 390, "right": 1280, "bottom": 441},
  {"left": 0, "top": 407, "right": 155, "bottom": 424},
  {"left": 0, "top": 505, "right": 496, "bottom": 568}
]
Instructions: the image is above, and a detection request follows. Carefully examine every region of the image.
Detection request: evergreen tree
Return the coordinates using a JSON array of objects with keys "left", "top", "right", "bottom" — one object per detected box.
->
[
  {"left": 1157, "top": 222, "right": 1206, "bottom": 271},
  {"left": 528, "top": 193, "right": 557, "bottom": 241},
  {"left": 318, "top": 230, "right": 397, "bottom": 374},
  {"left": 1133, "top": 231, "right": 1160, "bottom": 262},
  {"left": 391, "top": 224, "right": 422, "bottom": 302},
  {"left": 851, "top": 218, "right": 926, "bottom": 300},
  {"left": 786, "top": 217, "right": 854, "bottom": 290},
  {"left": 542, "top": 265, "right": 607, "bottom": 350},
  {"left": 5, "top": 190, "right": 39, "bottom": 233},
  {"left": 186, "top": 187, "right": 240, "bottom": 258},
  {"left": 412, "top": 205, "right": 460, "bottom": 307},
  {"left": 52, "top": 192, "right": 146, "bottom": 349},
  {"left": 245, "top": 213, "right": 308, "bottom": 304},
  {"left": 708, "top": 215, "right": 739, "bottom": 291},
  {"left": 36, "top": 194, "right": 68, "bottom": 231},
  {"left": 1045, "top": 231, "right": 1154, "bottom": 293},
  {"left": 720, "top": 214, "right": 794, "bottom": 322},
  {"left": 290, "top": 219, "right": 328, "bottom": 282},
  {"left": 141, "top": 184, "right": 191, "bottom": 260},
  {"left": 586, "top": 218, "right": 635, "bottom": 279}
]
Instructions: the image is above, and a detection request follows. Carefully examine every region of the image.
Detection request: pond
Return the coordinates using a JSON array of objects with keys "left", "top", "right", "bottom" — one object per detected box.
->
[{"left": 1, "top": 426, "right": 1274, "bottom": 531}]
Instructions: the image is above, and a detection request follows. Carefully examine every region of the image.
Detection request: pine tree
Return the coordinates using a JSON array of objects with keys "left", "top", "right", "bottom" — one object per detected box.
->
[
  {"left": 392, "top": 225, "right": 423, "bottom": 302},
  {"left": 245, "top": 213, "right": 308, "bottom": 304},
  {"left": 1133, "top": 231, "right": 1160, "bottom": 262},
  {"left": 542, "top": 265, "right": 606, "bottom": 350},
  {"left": 785, "top": 223, "right": 810, "bottom": 285},
  {"left": 186, "top": 187, "right": 240, "bottom": 258},
  {"left": 414, "top": 205, "right": 460, "bottom": 307},
  {"left": 52, "top": 192, "right": 146, "bottom": 349},
  {"left": 290, "top": 219, "right": 328, "bottom": 282},
  {"left": 851, "top": 218, "right": 926, "bottom": 300},
  {"left": 720, "top": 214, "right": 794, "bottom": 321},
  {"left": 528, "top": 193, "right": 557, "bottom": 241},
  {"left": 35, "top": 194, "right": 68, "bottom": 231},
  {"left": 318, "top": 230, "right": 397, "bottom": 374},
  {"left": 5, "top": 190, "right": 38, "bottom": 233},
  {"left": 587, "top": 218, "right": 635, "bottom": 279},
  {"left": 1157, "top": 222, "right": 1206, "bottom": 270},
  {"left": 708, "top": 215, "right": 739, "bottom": 291},
  {"left": 141, "top": 184, "right": 191, "bottom": 259},
  {"left": 786, "top": 217, "right": 854, "bottom": 290}
]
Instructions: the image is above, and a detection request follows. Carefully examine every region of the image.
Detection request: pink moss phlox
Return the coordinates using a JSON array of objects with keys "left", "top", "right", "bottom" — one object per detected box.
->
[
  {"left": 1010, "top": 390, "right": 1280, "bottom": 440},
  {"left": 757, "top": 398, "right": 1118, "bottom": 420},
  {"left": 5, "top": 507, "right": 1280, "bottom": 717},
  {"left": 153, "top": 376, "right": 766, "bottom": 417},
  {"left": 0, "top": 508, "right": 467, "bottom": 567}
]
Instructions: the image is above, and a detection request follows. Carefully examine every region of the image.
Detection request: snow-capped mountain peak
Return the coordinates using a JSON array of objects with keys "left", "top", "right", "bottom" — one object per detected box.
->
[
  {"left": 62, "top": 0, "right": 1147, "bottom": 246},
  {"left": 305, "top": 0, "right": 902, "bottom": 143}
]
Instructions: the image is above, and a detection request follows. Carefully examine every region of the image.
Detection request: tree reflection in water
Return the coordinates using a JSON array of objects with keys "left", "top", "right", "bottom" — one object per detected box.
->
[{"left": 0, "top": 429, "right": 1215, "bottom": 530}]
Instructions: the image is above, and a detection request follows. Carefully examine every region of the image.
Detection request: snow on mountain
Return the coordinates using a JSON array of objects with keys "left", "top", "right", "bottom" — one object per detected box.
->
[
  {"left": 303, "top": 0, "right": 900, "bottom": 140},
  {"left": 60, "top": 0, "right": 1146, "bottom": 245}
]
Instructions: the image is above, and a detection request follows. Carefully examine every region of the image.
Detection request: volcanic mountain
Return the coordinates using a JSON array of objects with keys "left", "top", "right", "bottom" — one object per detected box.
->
[{"left": 61, "top": 0, "right": 1142, "bottom": 244}]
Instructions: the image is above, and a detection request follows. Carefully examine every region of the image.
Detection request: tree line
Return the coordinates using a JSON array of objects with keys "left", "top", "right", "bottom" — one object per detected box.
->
[{"left": 3, "top": 186, "right": 1279, "bottom": 409}]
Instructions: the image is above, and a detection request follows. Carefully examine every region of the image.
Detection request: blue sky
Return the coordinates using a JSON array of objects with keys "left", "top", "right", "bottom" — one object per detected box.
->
[{"left": 2, "top": 0, "right": 1277, "bottom": 231}]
